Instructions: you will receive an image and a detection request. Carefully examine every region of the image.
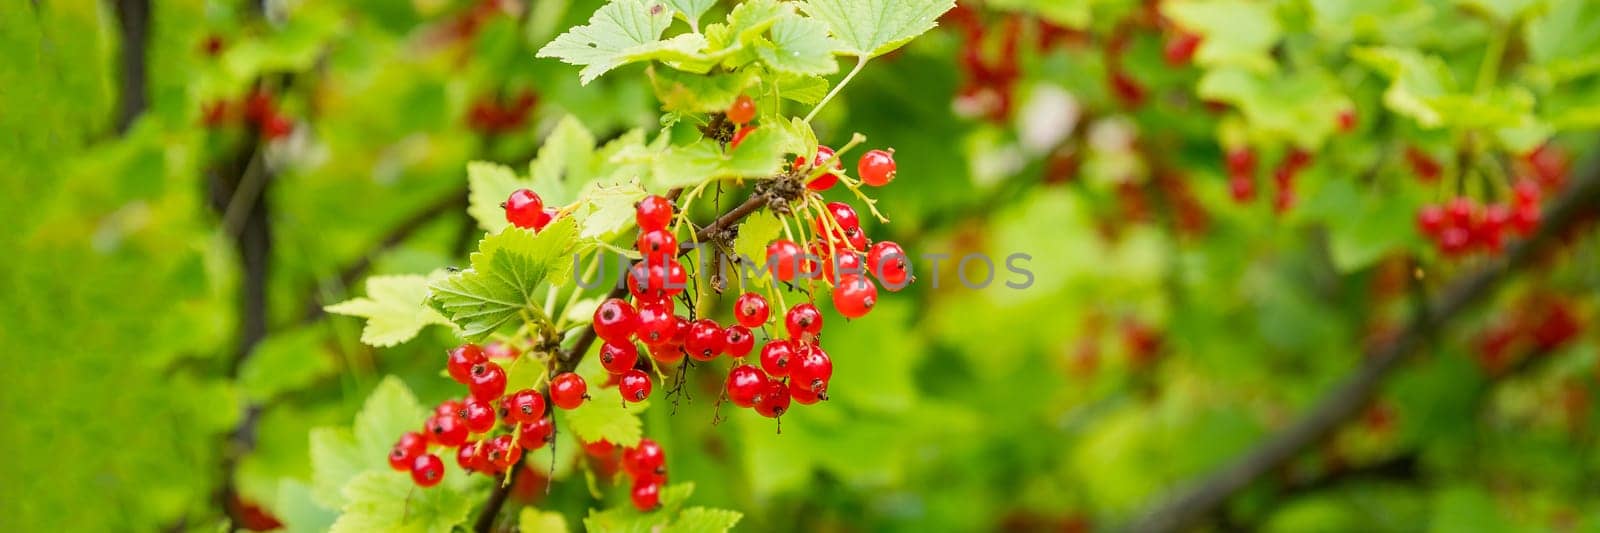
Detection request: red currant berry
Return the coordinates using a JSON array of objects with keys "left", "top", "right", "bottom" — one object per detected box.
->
[
  {"left": 841, "top": 226, "right": 869, "bottom": 252},
  {"left": 726, "top": 364, "right": 767, "bottom": 408},
  {"left": 484, "top": 341, "right": 519, "bottom": 362},
  {"left": 447, "top": 344, "right": 486, "bottom": 384},
  {"left": 798, "top": 146, "right": 841, "bottom": 191},
  {"left": 1163, "top": 31, "right": 1201, "bottom": 65},
  {"left": 622, "top": 438, "right": 666, "bottom": 480},
  {"left": 635, "top": 300, "right": 678, "bottom": 345},
  {"left": 1405, "top": 147, "right": 1442, "bottom": 182},
  {"left": 857, "top": 149, "right": 897, "bottom": 186},
  {"left": 534, "top": 207, "right": 558, "bottom": 231},
  {"left": 505, "top": 189, "right": 546, "bottom": 229},
  {"left": 866, "top": 241, "right": 910, "bottom": 290},
  {"left": 1446, "top": 197, "right": 1478, "bottom": 227},
  {"left": 1109, "top": 70, "right": 1146, "bottom": 107},
  {"left": 1439, "top": 226, "right": 1472, "bottom": 256},
  {"left": 600, "top": 341, "right": 640, "bottom": 375},
  {"left": 518, "top": 416, "right": 554, "bottom": 450},
  {"left": 759, "top": 339, "right": 795, "bottom": 377},
  {"left": 1282, "top": 149, "right": 1313, "bottom": 173},
  {"left": 468, "top": 362, "right": 507, "bottom": 402},
  {"left": 619, "top": 369, "right": 652, "bottom": 403},
  {"left": 785, "top": 303, "right": 824, "bottom": 341},
  {"left": 425, "top": 413, "right": 469, "bottom": 447},
  {"left": 823, "top": 250, "right": 864, "bottom": 284},
  {"left": 550, "top": 372, "right": 588, "bottom": 409},
  {"left": 593, "top": 298, "right": 637, "bottom": 343},
  {"left": 462, "top": 396, "right": 497, "bottom": 432},
  {"left": 1225, "top": 148, "right": 1256, "bottom": 178},
  {"left": 724, "top": 325, "right": 755, "bottom": 358},
  {"left": 484, "top": 434, "right": 521, "bottom": 471},
  {"left": 817, "top": 202, "right": 861, "bottom": 236},
  {"left": 435, "top": 399, "right": 465, "bottom": 418},
  {"left": 456, "top": 441, "right": 482, "bottom": 472},
  {"left": 792, "top": 346, "right": 833, "bottom": 396},
  {"left": 389, "top": 431, "right": 427, "bottom": 471},
  {"left": 686, "top": 319, "right": 725, "bottom": 361},
  {"left": 647, "top": 342, "right": 685, "bottom": 364},
  {"left": 669, "top": 316, "right": 690, "bottom": 346},
  {"left": 1416, "top": 205, "right": 1446, "bottom": 237},
  {"left": 730, "top": 125, "right": 756, "bottom": 149},
  {"left": 584, "top": 439, "right": 615, "bottom": 458},
  {"left": 1511, "top": 204, "right": 1540, "bottom": 236},
  {"left": 735, "top": 292, "right": 770, "bottom": 327},
  {"left": 503, "top": 389, "right": 546, "bottom": 425},
  {"left": 1479, "top": 204, "right": 1510, "bottom": 253},
  {"left": 635, "top": 229, "right": 678, "bottom": 259},
  {"left": 636, "top": 195, "right": 673, "bottom": 232},
  {"left": 260, "top": 112, "right": 294, "bottom": 140},
  {"left": 1336, "top": 108, "right": 1357, "bottom": 132},
  {"left": 1513, "top": 179, "right": 1542, "bottom": 207},
  {"left": 627, "top": 259, "right": 687, "bottom": 301},
  {"left": 631, "top": 479, "right": 661, "bottom": 511},
  {"left": 767, "top": 239, "right": 804, "bottom": 282},
  {"left": 790, "top": 379, "right": 822, "bottom": 405},
  {"left": 832, "top": 275, "right": 878, "bottom": 318},
  {"left": 753, "top": 379, "right": 792, "bottom": 418},
  {"left": 727, "top": 94, "right": 756, "bottom": 125},
  {"left": 411, "top": 453, "right": 445, "bottom": 487},
  {"left": 1229, "top": 175, "right": 1255, "bottom": 203}
]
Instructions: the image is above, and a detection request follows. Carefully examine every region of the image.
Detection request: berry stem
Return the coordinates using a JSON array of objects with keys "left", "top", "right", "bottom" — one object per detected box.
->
[{"left": 804, "top": 56, "right": 869, "bottom": 123}]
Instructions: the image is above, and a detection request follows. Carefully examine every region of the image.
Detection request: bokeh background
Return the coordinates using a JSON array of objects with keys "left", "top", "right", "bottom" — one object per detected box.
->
[{"left": 4, "top": 0, "right": 1600, "bottom": 531}]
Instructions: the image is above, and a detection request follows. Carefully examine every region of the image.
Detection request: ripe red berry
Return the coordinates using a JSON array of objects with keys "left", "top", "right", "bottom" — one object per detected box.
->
[
  {"left": 735, "top": 292, "right": 770, "bottom": 327},
  {"left": 411, "top": 453, "right": 445, "bottom": 487},
  {"left": 635, "top": 229, "right": 678, "bottom": 259},
  {"left": 259, "top": 112, "right": 294, "bottom": 140},
  {"left": 436, "top": 399, "right": 465, "bottom": 418},
  {"left": 425, "top": 413, "right": 470, "bottom": 447},
  {"left": 790, "top": 379, "right": 822, "bottom": 405},
  {"left": 505, "top": 189, "right": 546, "bottom": 229},
  {"left": 753, "top": 379, "right": 791, "bottom": 418},
  {"left": 389, "top": 431, "right": 428, "bottom": 471},
  {"left": 468, "top": 362, "right": 507, "bottom": 402},
  {"left": 767, "top": 239, "right": 804, "bottom": 282},
  {"left": 1479, "top": 204, "right": 1510, "bottom": 253},
  {"left": 792, "top": 345, "right": 833, "bottom": 396},
  {"left": 823, "top": 251, "right": 864, "bottom": 284},
  {"left": 484, "top": 341, "right": 519, "bottom": 362},
  {"left": 1439, "top": 227, "right": 1472, "bottom": 256},
  {"left": 647, "top": 342, "right": 686, "bottom": 364},
  {"left": 866, "top": 241, "right": 910, "bottom": 290},
  {"left": 798, "top": 146, "right": 842, "bottom": 191},
  {"left": 820, "top": 201, "right": 861, "bottom": 232},
  {"left": 627, "top": 259, "right": 687, "bottom": 302},
  {"left": 593, "top": 298, "right": 638, "bottom": 344},
  {"left": 729, "top": 125, "right": 756, "bottom": 149},
  {"left": 727, "top": 94, "right": 757, "bottom": 125},
  {"left": 484, "top": 434, "right": 521, "bottom": 471},
  {"left": 726, "top": 365, "right": 767, "bottom": 408},
  {"left": 503, "top": 389, "right": 546, "bottom": 425},
  {"left": 858, "top": 149, "right": 897, "bottom": 186},
  {"left": 584, "top": 439, "right": 615, "bottom": 458},
  {"left": 1416, "top": 205, "right": 1446, "bottom": 237},
  {"left": 631, "top": 479, "right": 662, "bottom": 511},
  {"left": 759, "top": 339, "right": 795, "bottom": 377},
  {"left": 636, "top": 195, "right": 673, "bottom": 232},
  {"left": 832, "top": 275, "right": 878, "bottom": 318},
  {"left": 686, "top": 319, "right": 725, "bottom": 360},
  {"left": 518, "top": 416, "right": 554, "bottom": 450},
  {"left": 1513, "top": 179, "right": 1542, "bottom": 207},
  {"left": 1229, "top": 175, "right": 1255, "bottom": 203},
  {"left": 600, "top": 341, "right": 640, "bottom": 374},
  {"left": 1163, "top": 31, "right": 1201, "bottom": 65},
  {"left": 619, "top": 369, "right": 652, "bottom": 403},
  {"left": 1109, "top": 70, "right": 1146, "bottom": 107},
  {"left": 724, "top": 325, "right": 755, "bottom": 358},
  {"left": 550, "top": 372, "right": 588, "bottom": 409},
  {"left": 1336, "top": 108, "right": 1357, "bottom": 132},
  {"left": 1405, "top": 147, "right": 1442, "bottom": 182},
  {"left": 622, "top": 438, "right": 666, "bottom": 480},
  {"left": 446, "top": 344, "right": 485, "bottom": 384},
  {"left": 1225, "top": 148, "right": 1256, "bottom": 178},
  {"left": 1446, "top": 197, "right": 1478, "bottom": 227},
  {"left": 456, "top": 441, "right": 482, "bottom": 472},
  {"left": 635, "top": 300, "right": 678, "bottom": 345},
  {"left": 462, "top": 396, "right": 497, "bottom": 432},
  {"left": 785, "top": 303, "right": 824, "bottom": 341},
  {"left": 841, "top": 226, "right": 869, "bottom": 252},
  {"left": 1511, "top": 204, "right": 1540, "bottom": 236}
]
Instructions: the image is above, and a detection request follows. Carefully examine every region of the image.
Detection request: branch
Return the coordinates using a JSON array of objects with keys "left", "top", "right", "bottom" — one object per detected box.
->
[
  {"left": 112, "top": 0, "right": 149, "bottom": 134},
  {"left": 1124, "top": 146, "right": 1600, "bottom": 533},
  {"left": 474, "top": 189, "right": 768, "bottom": 532}
]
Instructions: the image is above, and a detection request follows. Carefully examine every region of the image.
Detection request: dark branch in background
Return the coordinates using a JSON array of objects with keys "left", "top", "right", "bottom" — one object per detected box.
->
[
  {"left": 474, "top": 190, "right": 768, "bottom": 533},
  {"left": 112, "top": 0, "right": 149, "bottom": 134},
  {"left": 1124, "top": 145, "right": 1600, "bottom": 533}
]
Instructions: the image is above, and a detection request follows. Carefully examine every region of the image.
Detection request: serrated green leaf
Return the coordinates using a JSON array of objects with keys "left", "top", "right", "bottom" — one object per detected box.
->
[
  {"left": 664, "top": 507, "right": 743, "bottom": 533},
  {"left": 731, "top": 209, "right": 782, "bottom": 288},
  {"left": 562, "top": 397, "right": 647, "bottom": 448},
  {"left": 329, "top": 471, "right": 471, "bottom": 533},
  {"left": 532, "top": 116, "right": 600, "bottom": 207},
  {"left": 309, "top": 428, "right": 363, "bottom": 508},
  {"left": 520, "top": 508, "right": 571, "bottom": 533},
  {"left": 757, "top": 12, "right": 839, "bottom": 75},
  {"left": 649, "top": 67, "right": 758, "bottom": 113},
  {"left": 1351, "top": 47, "right": 1457, "bottom": 128},
  {"left": 664, "top": 0, "right": 717, "bottom": 29},
  {"left": 776, "top": 73, "right": 829, "bottom": 104},
  {"left": 1164, "top": 0, "right": 1281, "bottom": 72},
  {"left": 576, "top": 182, "right": 649, "bottom": 238},
  {"left": 801, "top": 0, "right": 955, "bottom": 58},
  {"left": 428, "top": 218, "right": 583, "bottom": 340},
  {"left": 353, "top": 377, "right": 427, "bottom": 464},
  {"left": 583, "top": 483, "right": 695, "bottom": 532},
  {"left": 772, "top": 116, "right": 818, "bottom": 156},
  {"left": 468, "top": 161, "right": 529, "bottom": 234},
  {"left": 536, "top": 0, "right": 688, "bottom": 84},
  {"left": 650, "top": 126, "right": 793, "bottom": 189},
  {"left": 325, "top": 274, "right": 453, "bottom": 347}
]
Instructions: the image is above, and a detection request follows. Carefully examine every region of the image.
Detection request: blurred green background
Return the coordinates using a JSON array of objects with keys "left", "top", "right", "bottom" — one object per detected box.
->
[{"left": 4, "top": 0, "right": 1600, "bottom": 531}]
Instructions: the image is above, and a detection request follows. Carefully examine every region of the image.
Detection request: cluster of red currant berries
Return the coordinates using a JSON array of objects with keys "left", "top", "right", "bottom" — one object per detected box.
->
[
  {"left": 200, "top": 88, "right": 295, "bottom": 140},
  {"left": 467, "top": 89, "right": 537, "bottom": 134},
  {"left": 1415, "top": 180, "right": 1543, "bottom": 257},
  {"left": 1224, "top": 147, "right": 1313, "bottom": 213},
  {"left": 387, "top": 343, "right": 593, "bottom": 488}
]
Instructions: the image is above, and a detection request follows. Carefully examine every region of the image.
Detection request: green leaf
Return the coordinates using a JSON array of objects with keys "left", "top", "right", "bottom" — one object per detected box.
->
[
  {"left": 325, "top": 274, "right": 453, "bottom": 347},
  {"left": 1164, "top": 0, "right": 1281, "bottom": 72},
  {"left": 757, "top": 12, "right": 840, "bottom": 75},
  {"left": 329, "top": 471, "right": 471, "bottom": 533},
  {"left": 731, "top": 209, "right": 782, "bottom": 287},
  {"left": 536, "top": 0, "right": 693, "bottom": 84},
  {"left": 467, "top": 161, "right": 529, "bottom": 234},
  {"left": 776, "top": 73, "right": 829, "bottom": 104},
  {"left": 584, "top": 483, "right": 695, "bottom": 532},
  {"left": 428, "top": 218, "right": 583, "bottom": 340},
  {"left": 1197, "top": 68, "right": 1347, "bottom": 148},
  {"left": 562, "top": 397, "right": 647, "bottom": 448},
  {"left": 531, "top": 116, "right": 601, "bottom": 207},
  {"left": 664, "top": 507, "right": 743, "bottom": 533},
  {"left": 1458, "top": 0, "right": 1538, "bottom": 23},
  {"left": 238, "top": 324, "right": 336, "bottom": 401},
  {"left": 274, "top": 479, "right": 338, "bottom": 533},
  {"left": 1351, "top": 47, "right": 1458, "bottom": 128},
  {"left": 352, "top": 377, "right": 428, "bottom": 465},
  {"left": 520, "top": 508, "right": 570, "bottom": 533},
  {"left": 801, "top": 0, "right": 956, "bottom": 58},
  {"left": 664, "top": 0, "right": 717, "bottom": 29},
  {"left": 309, "top": 428, "right": 363, "bottom": 508},
  {"left": 650, "top": 126, "right": 793, "bottom": 189},
  {"left": 1524, "top": 0, "right": 1600, "bottom": 82},
  {"left": 575, "top": 182, "right": 649, "bottom": 239},
  {"left": 649, "top": 67, "right": 758, "bottom": 113}
]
